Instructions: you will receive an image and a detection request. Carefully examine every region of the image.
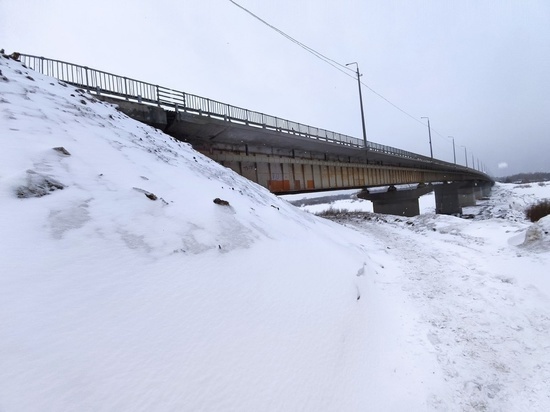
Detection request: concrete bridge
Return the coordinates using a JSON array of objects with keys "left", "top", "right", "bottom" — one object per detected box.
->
[{"left": 19, "top": 53, "right": 493, "bottom": 216}]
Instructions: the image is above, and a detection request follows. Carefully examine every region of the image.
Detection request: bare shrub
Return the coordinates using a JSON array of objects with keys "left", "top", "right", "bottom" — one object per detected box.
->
[
  {"left": 316, "top": 207, "right": 349, "bottom": 217},
  {"left": 525, "top": 200, "right": 550, "bottom": 222}
]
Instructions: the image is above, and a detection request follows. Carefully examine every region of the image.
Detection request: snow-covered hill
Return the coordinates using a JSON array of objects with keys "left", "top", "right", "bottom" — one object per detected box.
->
[
  {"left": 2, "top": 54, "right": 549, "bottom": 411},
  {"left": 0, "top": 55, "right": 377, "bottom": 411}
]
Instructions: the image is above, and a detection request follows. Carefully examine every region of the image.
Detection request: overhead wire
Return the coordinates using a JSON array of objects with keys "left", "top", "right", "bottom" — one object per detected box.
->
[
  {"left": 228, "top": 0, "right": 356, "bottom": 80},
  {"left": 228, "top": 0, "right": 458, "bottom": 148}
]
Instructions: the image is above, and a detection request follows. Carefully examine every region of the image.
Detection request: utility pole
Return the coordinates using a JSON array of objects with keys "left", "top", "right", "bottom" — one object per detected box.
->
[
  {"left": 421, "top": 117, "right": 434, "bottom": 158},
  {"left": 346, "top": 62, "right": 368, "bottom": 156}
]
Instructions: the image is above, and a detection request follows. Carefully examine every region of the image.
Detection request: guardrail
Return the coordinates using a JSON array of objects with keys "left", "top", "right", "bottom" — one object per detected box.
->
[{"left": 19, "top": 53, "right": 479, "bottom": 172}]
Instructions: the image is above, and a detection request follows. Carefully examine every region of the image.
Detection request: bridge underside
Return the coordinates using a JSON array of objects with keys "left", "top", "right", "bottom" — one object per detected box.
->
[
  {"left": 206, "top": 151, "right": 468, "bottom": 195},
  {"left": 102, "top": 98, "right": 488, "bottom": 195},
  {"left": 168, "top": 113, "right": 487, "bottom": 196},
  {"left": 101, "top": 98, "right": 493, "bottom": 215}
]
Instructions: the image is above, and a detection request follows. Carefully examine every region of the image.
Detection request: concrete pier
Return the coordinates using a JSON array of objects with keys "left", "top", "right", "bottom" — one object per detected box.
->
[
  {"left": 358, "top": 185, "right": 433, "bottom": 217},
  {"left": 434, "top": 182, "right": 462, "bottom": 215},
  {"left": 481, "top": 182, "right": 493, "bottom": 198},
  {"left": 458, "top": 184, "right": 477, "bottom": 207}
]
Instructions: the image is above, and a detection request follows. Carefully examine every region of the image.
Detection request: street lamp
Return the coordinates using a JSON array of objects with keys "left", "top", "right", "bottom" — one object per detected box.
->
[
  {"left": 448, "top": 136, "right": 456, "bottom": 164},
  {"left": 420, "top": 117, "right": 434, "bottom": 158},
  {"left": 345, "top": 62, "right": 368, "bottom": 155},
  {"left": 460, "top": 145, "right": 468, "bottom": 168}
]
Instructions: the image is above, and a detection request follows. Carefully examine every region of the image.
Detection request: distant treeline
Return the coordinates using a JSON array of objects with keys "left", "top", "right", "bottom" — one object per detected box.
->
[{"left": 497, "top": 172, "right": 550, "bottom": 183}]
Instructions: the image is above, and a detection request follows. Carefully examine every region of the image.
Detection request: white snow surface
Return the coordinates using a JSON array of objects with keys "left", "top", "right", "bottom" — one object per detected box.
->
[{"left": 1, "top": 56, "right": 550, "bottom": 411}]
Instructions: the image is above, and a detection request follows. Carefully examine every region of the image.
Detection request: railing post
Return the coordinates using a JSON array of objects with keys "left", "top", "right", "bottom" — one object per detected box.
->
[
  {"left": 84, "top": 67, "right": 90, "bottom": 92},
  {"left": 156, "top": 85, "right": 160, "bottom": 106},
  {"left": 124, "top": 77, "right": 129, "bottom": 100}
]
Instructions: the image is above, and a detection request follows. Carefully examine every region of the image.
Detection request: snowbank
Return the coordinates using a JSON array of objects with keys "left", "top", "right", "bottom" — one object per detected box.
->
[
  {"left": 0, "top": 55, "right": 376, "bottom": 411},
  {"left": 523, "top": 215, "right": 550, "bottom": 250}
]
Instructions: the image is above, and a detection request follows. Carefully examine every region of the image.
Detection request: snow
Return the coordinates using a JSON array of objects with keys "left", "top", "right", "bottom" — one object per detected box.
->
[
  {"left": 1, "top": 55, "right": 550, "bottom": 411},
  {"left": 290, "top": 184, "right": 550, "bottom": 410}
]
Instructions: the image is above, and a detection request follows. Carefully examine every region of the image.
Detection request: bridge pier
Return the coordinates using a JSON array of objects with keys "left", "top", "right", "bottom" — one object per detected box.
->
[
  {"left": 357, "top": 185, "right": 433, "bottom": 217},
  {"left": 458, "top": 184, "right": 477, "bottom": 207},
  {"left": 473, "top": 183, "right": 485, "bottom": 200},
  {"left": 481, "top": 182, "right": 493, "bottom": 198},
  {"left": 434, "top": 182, "right": 462, "bottom": 215}
]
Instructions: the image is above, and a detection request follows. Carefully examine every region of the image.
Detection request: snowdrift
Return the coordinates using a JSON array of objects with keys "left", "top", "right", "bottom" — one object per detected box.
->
[{"left": 0, "top": 55, "right": 375, "bottom": 411}]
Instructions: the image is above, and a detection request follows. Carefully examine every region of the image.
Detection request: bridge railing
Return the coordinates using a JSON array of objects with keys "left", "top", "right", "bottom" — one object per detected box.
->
[{"left": 19, "top": 53, "right": 479, "bottom": 172}]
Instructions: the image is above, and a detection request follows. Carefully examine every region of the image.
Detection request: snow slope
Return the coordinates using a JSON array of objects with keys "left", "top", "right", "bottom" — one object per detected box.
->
[
  {"left": 0, "top": 55, "right": 378, "bottom": 411},
  {"left": 2, "top": 53, "right": 550, "bottom": 411}
]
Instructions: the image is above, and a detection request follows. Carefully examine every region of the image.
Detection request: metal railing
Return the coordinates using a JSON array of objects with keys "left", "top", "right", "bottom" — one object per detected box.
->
[{"left": 19, "top": 53, "right": 480, "bottom": 173}]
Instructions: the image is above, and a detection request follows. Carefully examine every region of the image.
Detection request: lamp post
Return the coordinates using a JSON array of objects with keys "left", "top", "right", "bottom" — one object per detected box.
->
[
  {"left": 460, "top": 145, "right": 468, "bottom": 167},
  {"left": 448, "top": 136, "right": 456, "bottom": 164},
  {"left": 345, "top": 62, "right": 368, "bottom": 155},
  {"left": 421, "top": 117, "right": 433, "bottom": 158}
]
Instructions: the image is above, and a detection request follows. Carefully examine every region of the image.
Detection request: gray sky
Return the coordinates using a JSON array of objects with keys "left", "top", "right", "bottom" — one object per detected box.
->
[{"left": 2, "top": 0, "right": 549, "bottom": 176}]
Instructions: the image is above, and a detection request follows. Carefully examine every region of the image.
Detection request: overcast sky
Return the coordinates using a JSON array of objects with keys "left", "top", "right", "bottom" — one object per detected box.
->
[{"left": 2, "top": 0, "right": 549, "bottom": 176}]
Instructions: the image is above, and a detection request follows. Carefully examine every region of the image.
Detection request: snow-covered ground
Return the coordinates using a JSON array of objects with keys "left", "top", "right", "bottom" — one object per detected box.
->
[
  {"left": 1, "top": 54, "right": 549, "bottom": 411},
  {"left": 303, "top": 184, "right": 550, "bottom": 410}
]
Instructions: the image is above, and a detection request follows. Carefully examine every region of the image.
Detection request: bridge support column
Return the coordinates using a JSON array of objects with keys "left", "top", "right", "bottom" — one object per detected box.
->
[
  {"left": 481, "top": 183, "right": 492, "bottom": 198},
  {"left": 458, "top": 184, "right": 477, "bottom": 207},
  {"left": 357, "top": 185, "right": 433, "bottom": 217},
  {"left": 434, "top": 182, "right": 462, "bottom": 215},
  {"left": 473, "top": 183, "right": 484, "bottom": 200}
]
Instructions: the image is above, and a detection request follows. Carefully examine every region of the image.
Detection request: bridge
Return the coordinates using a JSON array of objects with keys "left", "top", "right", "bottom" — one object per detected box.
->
[{"left": 19, "top": 53, "right": 493, "bottom": 216}]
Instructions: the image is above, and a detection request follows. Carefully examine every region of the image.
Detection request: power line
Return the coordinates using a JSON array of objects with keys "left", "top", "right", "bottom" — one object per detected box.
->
[
  {"left": 228, "top": 0, "right": 457, "bottom": 145},
  {"left": 228, "top": 0, "right": 355, "bottom": 80}
]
